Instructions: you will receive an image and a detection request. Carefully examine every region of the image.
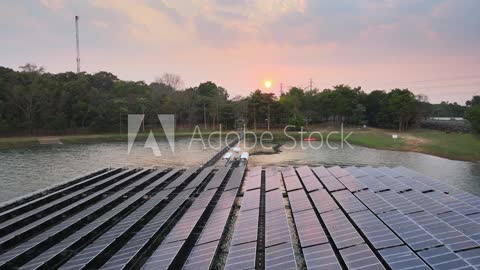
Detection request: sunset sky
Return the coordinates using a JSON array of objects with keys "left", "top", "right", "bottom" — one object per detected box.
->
[{"left": 1, "top": 0, "right": 479, "bottom": 103}]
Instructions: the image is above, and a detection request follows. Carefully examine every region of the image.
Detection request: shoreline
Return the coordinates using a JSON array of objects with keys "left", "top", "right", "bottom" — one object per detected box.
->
[{"left": 0, "top": 128, "right": 479, "bottom": 162}]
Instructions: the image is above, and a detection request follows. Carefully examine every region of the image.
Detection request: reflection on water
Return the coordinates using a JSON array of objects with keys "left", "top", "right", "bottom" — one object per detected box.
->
[
  {"left": 0, "top": 139, "right": 218, "bottom": 202},
  {"left": 0, "top": 139, "right": 479, "bottom": 203},
  {"left": 249, "top": 141, "right": 480, "bottom": 196}
]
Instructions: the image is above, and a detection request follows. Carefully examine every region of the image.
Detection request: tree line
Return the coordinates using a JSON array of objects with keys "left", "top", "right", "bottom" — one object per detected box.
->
[{"left": 0, "top": 64, "right": 479, "bottom": 135}]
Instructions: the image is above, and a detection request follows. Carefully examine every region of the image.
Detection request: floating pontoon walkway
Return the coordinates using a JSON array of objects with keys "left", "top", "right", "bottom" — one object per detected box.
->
[{"left": 0, "top": 164, "right": 480, "bottom": 269}]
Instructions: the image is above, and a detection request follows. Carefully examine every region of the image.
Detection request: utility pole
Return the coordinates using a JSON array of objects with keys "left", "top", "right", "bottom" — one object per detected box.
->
[
  {"left": 309, "top": 78, "right": 313, "bottom": 91},
  {"left": 75, "top": 16, "right": 80, "bottom": 73},
  {"left": 280, "top": 83, "right": 283, "bottom": 96}
]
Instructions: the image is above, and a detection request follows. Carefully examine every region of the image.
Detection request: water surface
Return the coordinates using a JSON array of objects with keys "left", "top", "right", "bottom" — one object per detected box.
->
[
  {"left": 249, "top": 141, "right": 480, "bottom": 195},
  {"left": 0, "top": 139, "right": 218, "bottom": 202},
  {"left": 0, "top": 139, "right": 479, "bottom": 203}
]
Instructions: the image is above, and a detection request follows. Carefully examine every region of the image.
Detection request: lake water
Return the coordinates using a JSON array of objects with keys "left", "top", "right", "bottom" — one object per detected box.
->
[
  {"left": 0, "top": 139, "right": 479, "bottom": 203},
  {"left": 0, "top": 139, "right": 220, "bottom": 202},
  {"left": 248, "top": 141, "right": 480, "bottom": 196}
]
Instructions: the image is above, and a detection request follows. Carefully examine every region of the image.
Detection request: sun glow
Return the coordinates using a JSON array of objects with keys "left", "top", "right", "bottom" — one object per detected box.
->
[{"left": 264, "top": 80, "right": 272, "bottom": 89}]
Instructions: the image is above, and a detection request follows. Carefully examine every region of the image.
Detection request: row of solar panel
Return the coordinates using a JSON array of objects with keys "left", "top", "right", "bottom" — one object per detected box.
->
[
  {"left": 344, "top": 166, "right": 480, "bottom": 270},
  {"left": 3, "top": 163, "right": 480, "bottom": 269}
]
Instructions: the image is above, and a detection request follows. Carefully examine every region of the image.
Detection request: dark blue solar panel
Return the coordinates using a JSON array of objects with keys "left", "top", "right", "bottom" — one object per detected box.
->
[
  {"left": 303, "top": 243, "right": 341, "bottom": 270},
  {"left": 349, "top": 210, "right": 402, "bottom": 249},
  {"left": 332, "top": 190, "right": 367, "bottom": 214},
  {"left": 379, "top": 245, "right": 430, "bottom": 270},
  {"left": 339, "top": 244, "right": 385, "bottom": 270}
]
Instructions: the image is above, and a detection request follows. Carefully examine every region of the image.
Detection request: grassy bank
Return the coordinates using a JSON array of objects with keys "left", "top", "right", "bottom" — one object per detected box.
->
[
  {"left": 1, "top": 128, "right": 479, "bottom": 161},
  {"left": 259, "top": 127, "right": 479, "bottom": 161}
]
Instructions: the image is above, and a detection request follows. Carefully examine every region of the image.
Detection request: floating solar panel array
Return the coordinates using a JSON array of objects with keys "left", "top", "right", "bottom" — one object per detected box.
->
[{"left": 1, "top": 164, "right": 480, "bottom": 269}]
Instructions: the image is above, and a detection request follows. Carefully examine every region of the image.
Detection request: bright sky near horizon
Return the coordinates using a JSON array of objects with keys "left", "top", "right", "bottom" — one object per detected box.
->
[{"left": 1, "top": 0, "right": 479, "bottom": 104}]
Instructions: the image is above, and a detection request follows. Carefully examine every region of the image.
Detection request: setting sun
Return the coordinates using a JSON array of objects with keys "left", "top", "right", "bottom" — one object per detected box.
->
[{"left": 263, "top": 80, "right": 272, "bottom": 89}]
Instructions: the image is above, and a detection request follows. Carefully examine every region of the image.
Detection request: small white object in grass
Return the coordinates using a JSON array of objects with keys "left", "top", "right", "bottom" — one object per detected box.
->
[
  {"left": 223, "top": 152, "right": 232, "bottom": 159},
  {"left": 240, "top": 152, "right": 249, "bottom": 160},
  {"left": 233, "top": 147, "right": 241, "bottom": 152},
  {"left": 392, "top": 134, "right": 398, "bottom": 139},
  {"left": 363, "top": 125, "right": 367, "bottom": 128}
]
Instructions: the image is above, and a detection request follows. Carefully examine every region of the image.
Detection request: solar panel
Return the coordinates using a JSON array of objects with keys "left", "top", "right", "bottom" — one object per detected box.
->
[
  {"left": 224, "top": 241, "right": 257, "bottom": 270},
  {"left": 345, "top": 166, "right": 369, "bottom": 178},
  {"left": 283, "top": 174, "right": 304, "bottom": 192},
  {"left": 0, "top": 169, "right": 148, "bottom": 253},
  {"left": 379, "top": 245, "right": 430, "bottom": 270},
  {"left": 240, "top": 189, "right": 261, "bottom": 212},
  {"left": 265, "top": 167, "right": 281, "bottom": 192},
  {"left": 224, "top": 165, "right": 246, "bottom": 191},
  {"left": 205, "top": 165, "right": 231, "bottom": 190},
  {"left": 0, "top": 169, "right": 171, "bottom": 266},
  {"left": 0, "top": 168, "right": 135, "bottom": 233},
  {"left": 418, "top": 245, "right": 474, "bottom": 270},
  {"left": 311, "top": 166, "right": 332, "bottom": 178},
  {"left": 332, "top": 190, "right": 367, "bottom": 214},
  {"left": 287, "top": 189, "right": 312, "bottom": 213},
  {"left": 336, "top": 175, "right": 367, "bottom": 192},
  {"left": 281, "top": 166, "right": 297, "bottom": 177},
  {"left": 231, "top": 209, "right": 259, "bottom": 246},
  {"left": 265, "top": 208, "right": 291, "bottom": 247},
  {"left": 318, "top": 175, "right": 346, "bottom": 192},
  {"left": 339, "top": 244, "right": 385, "bottom": 270},
  {"left": 95, "top": 169, "right": 211, "bottom": 270},
  {"left": 457, "top": 248, "right": 480, "bottom": 269},
  {"left": 296, "top": 166, "right": 315, "bottom": 178},
  {"left": 303, "top": 243, "right": 342, "bottom": 270},
  {"left": 349, "top": 210, "right": 403, "bottom": 249},
  {"left": 182, "top": 240, "right": 219, "bottom": 270},
  {"left": 265, "top": 189, "right": 284, "bottom": 213},
  {"left": 3, "top": 164, "right": 480, "bottom": 270},
  {"left": 320, "top": 209, "right": 365, "bottom": 249},
  {"left": 245, "top": 168, "right": 262, "bottom": 191},
  {"left": 300, "top": 175, "right": 324, "bottom": 192},
  {"left": 353, "top": 174, "right": 390, "bottom": 193},
  {"left": 310, "top": 189, "right": 339, "bottom": 214},
  {"left": 327, "top": 166, "right": 350, "bottom": 178},
  {"left": 354, "top": 190, "right": 396, "bottom": 214},
  {"left": 378, "top": 210, "right": 442, "bottom": 251},
  {"left": 292, "top": 209, "right": 328, "bottom": 247},
  {"left": 248, "top": 166, "right": 262, "bottom": 177},
  {"left": 141, "top": 240, "right": 184, "bottom": 270},
  {"left": 265, "top": 242, "right": 296, "bottom": 269},
  {"left": 183, "top": 166, "right": 214, "bottom": 190},
  {"left": 0, "top": 168, "right": 118, "bottom": 223},
  {"left": 376, "top": 190, "right": 423, "bottom": 214}
]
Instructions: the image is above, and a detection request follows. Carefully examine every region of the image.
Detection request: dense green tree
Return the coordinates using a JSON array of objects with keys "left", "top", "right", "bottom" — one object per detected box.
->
[
  {"left": 465, "top": 96, "right": 480, "bottom": 133},
  {"left": 0, "top": 64, "right": 475, "bottom": 135}
]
